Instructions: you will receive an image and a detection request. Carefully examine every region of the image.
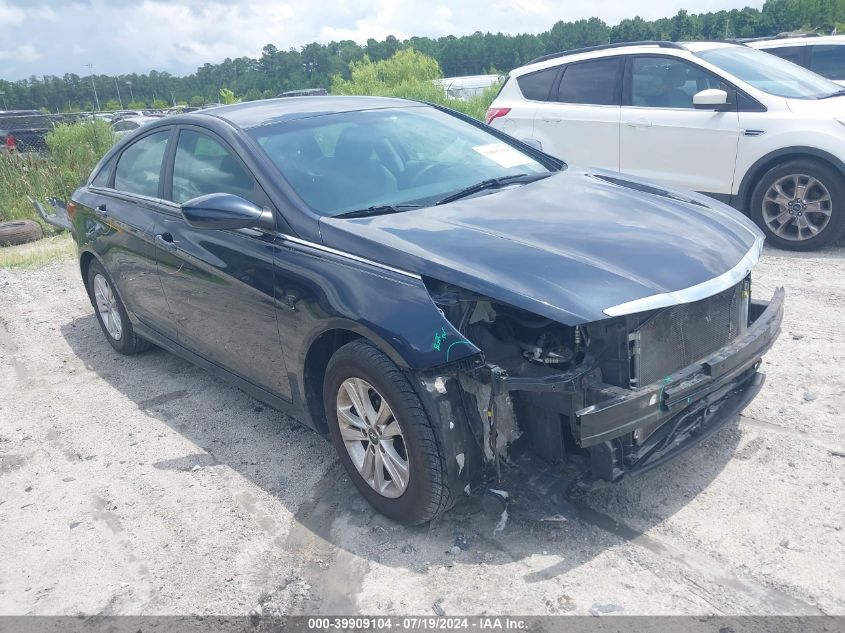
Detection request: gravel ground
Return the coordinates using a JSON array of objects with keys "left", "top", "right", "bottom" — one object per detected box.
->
[{"left": 0, "top": 245, "right": 843, "bottom": 617}]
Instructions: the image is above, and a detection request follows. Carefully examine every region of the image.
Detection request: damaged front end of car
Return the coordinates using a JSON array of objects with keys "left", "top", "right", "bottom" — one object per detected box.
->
[{"left": 411, "top": 272, "right": 784, "bottom": 495}]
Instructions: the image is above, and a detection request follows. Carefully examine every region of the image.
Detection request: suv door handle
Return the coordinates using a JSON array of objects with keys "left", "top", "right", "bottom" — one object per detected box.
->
[
  {"left": 155, "top": 233, "right": 178, "bottom": 252},
  {"left": 626, "top": 119, "right": 652, "bottom": 128},
  {"left": 542, "top": 116, "right": 562, "bottom": 123},
  {"left": 95, "top": 203, "right": 108, "bottom": 217}
]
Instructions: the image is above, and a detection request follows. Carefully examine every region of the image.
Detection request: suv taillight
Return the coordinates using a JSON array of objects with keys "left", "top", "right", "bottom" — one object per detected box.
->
[
  {"left": 4, "top": 134, "right": 16, "bottom": 151},
  {"left": 485, "top": 107, "right": 510, "bottom": 125}
]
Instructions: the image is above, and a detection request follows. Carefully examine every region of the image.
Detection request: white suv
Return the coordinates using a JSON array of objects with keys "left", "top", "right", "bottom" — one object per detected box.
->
[
  {"left": 487, "top": 41, "right": 845, "bottom": 250},
  {"left": 746, "top": 34, "right": 845, "bottom": 87}
]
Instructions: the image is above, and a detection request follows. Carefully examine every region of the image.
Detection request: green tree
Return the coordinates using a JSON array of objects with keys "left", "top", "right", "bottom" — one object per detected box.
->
[{"left": 218, "top": 88, "right": 240, "bottom": 104}]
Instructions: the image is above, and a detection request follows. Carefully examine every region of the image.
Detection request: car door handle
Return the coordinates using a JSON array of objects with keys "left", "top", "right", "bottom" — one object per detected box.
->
[
  {"left": 626, "top": 119, "right": 653, "bottom": 128},
  {"left": 542, "top": 117, "right": 562, "bottom": 123},
  {"left": 155, "top": 233, "right": 178, "bottom": 252},
  {"left": 95, "top": 203, "right": 108, "bottom": 217}
]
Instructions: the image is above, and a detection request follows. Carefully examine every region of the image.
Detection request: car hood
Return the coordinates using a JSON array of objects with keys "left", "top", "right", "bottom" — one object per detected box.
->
[
  {"left": 786, "top": 94, "right": 845, "bottom": 117},
  {"left": 318, "top": 169, "right": 763, "bottom": 325}
]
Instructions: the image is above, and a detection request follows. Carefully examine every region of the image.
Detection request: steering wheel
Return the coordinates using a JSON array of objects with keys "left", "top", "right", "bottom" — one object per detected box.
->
[{"left": 411, "top": 162, "right": 451, "bottom": 187}]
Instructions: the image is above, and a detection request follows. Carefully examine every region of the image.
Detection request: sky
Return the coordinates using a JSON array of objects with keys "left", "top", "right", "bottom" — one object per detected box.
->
[{"left": 0, "top": 0, "right": 765, "bottom": 81}]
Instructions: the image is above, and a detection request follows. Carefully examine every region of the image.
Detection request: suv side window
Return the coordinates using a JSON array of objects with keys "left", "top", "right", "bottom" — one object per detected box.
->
[
  {"left": 517, "top": 67, "right": 559, "bottom": 101},
  {"left": 628, "top": 56, "right": 724, "bottom": 109},
  {"left": 764, "top": 45, "right": 806, "bottom": 66},
  {"left": 554, "top": 58, "right": 620, "bottom": 106},
  {"left": 171, "top": 130, "right": 256, "bottom": 204},
  {"left": 810, "top": 45, "right": 845, "bottom": 80},
  {"left": 114, "top": 130, "right": 170, "bottom": 198}
]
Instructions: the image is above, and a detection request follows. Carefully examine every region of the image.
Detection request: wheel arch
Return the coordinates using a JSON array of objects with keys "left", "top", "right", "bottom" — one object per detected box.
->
[
  {"left": 301, "top": 324, "right": 411, "bottom": 434},
  {"left": 736, "top": 146, "right": 845, "bottom": 213},
  {"left": 79, "top": 249, "right": 100, "bottom": 298}
]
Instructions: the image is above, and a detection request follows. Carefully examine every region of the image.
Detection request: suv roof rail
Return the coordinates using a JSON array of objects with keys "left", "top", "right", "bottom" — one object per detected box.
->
[
  {"left": 525, "top": 40, "right": 686, "bottom": 66},
  {"left": 731, "top": 32, "right": 821, "bottom": 43}
]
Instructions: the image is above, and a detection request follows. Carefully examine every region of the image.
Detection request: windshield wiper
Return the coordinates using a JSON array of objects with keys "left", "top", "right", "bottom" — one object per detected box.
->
[
  {"left": 819, "top": 88, "right": 845, "bottom": 99},
  {"left": 333, "top": 204, "right": 424, "bottom": 219},
  {"left": 435, "top": 172, "right": 551, "bottom": 206}
]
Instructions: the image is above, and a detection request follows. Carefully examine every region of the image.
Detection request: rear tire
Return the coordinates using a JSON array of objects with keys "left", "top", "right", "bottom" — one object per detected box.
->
[
  {"left": 0, "top": 220, "right": 43, "bottom": 247},
  {"left": 87, "top": 259, "right": 151, "bottom": 355},
  {"left": 750, "top": 159, "right": 845, "bottom": 251},
  {"left": 323, "top": 340, "right": 451, "bottom": 525}
]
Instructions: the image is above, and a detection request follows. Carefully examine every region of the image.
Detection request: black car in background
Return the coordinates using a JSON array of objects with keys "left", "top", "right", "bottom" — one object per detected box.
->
[
  {"left": 67, "top": 97, "right": 783, "bottom": 525},
  {"left": 0, "top": 110, "right": 54, "bottom": 153}
]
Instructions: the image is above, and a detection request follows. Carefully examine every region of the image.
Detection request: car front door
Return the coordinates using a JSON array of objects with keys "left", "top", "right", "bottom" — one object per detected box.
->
[
  {"left": 619, "top": 55, "right": 740, "bottom": 197},
  {"left": 156, "top": 127, "right": 292, "bottom": 400},
  {"left": 531, "top": 56, "right": 622, "bottom": 170},
  {"left": 82, "top": 128, "right": 178, "bottom": 339}
]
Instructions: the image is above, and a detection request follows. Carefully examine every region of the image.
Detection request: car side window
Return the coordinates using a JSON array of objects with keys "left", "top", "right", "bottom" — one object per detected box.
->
[
  {"left": 629, "top": 57, "right": 724, "bottom": 109},
  {"left": 810, "top": 45, "right": 845, "bottom": 80},
  {"left": 517, "top": 67, "right": 559, "bottom": 101},
  {"left": 113, "top": 130, "right": 170, "bottom": 198},
  {"left": 172, "top": 130, "right": 256, "bottom": 204},
  {"left": 765, "top": 45, "right": 805, "bottom": 66},
  {"left": 113, "top": 120, "right": 139, "bottom": 132},
  {"left": 91, "top": 155, "right": 116, "bottom": 188},
  {"left": 554, "top": 58, "right": 620, "bottom": 106}
]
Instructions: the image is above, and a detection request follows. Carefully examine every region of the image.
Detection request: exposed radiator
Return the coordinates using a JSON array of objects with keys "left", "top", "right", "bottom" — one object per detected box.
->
[{"left": 629, "top": 281, "right": 747, "bottom": 388}]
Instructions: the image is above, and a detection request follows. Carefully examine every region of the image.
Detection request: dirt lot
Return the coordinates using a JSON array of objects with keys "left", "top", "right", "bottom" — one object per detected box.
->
[{"left": 1, "top": 245, "right": 843, "bottom": 617}]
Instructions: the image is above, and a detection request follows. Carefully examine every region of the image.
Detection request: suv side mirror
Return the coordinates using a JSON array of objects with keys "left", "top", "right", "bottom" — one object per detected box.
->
[
  {"left": 693, "top": 89, "right": 729, "bottom": 109},
  {"left": 181, "top": 193, "right": 275, "bottom": 230}
]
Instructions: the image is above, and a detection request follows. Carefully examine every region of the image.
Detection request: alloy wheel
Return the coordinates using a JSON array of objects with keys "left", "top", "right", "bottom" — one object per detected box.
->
[
  {"left": 762, "top": 173, "right": 832, "bottom": 242},
  {"left": 336, "top": 377, "right": 409, "bottom": 498},
  {"left": 93, "top": 273, "right": 123, "bottom": 340}
]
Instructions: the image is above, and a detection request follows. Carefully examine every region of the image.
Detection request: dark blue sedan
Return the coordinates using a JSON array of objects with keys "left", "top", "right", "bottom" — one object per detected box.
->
[{"left": 68, "top": 96, "right": 783, "bottom": 524}]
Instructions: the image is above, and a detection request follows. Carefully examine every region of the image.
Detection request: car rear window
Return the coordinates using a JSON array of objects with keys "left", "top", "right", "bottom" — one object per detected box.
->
[
  {"left": 0, "top": 111, "right": 52, "bottom": 131},
  {"left": 517, "top": 67, "right": 559, "bottom": 101},
  {"left": 555, "top": 58, "right": 620, "bottom": 106}
]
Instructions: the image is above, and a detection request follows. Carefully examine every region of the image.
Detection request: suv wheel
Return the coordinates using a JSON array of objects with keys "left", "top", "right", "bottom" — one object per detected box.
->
[
  {"left": 751, "top": 159, "right": 845, "bottom": 250},
  {"left": 323, "top": 340, "right": 451, "bottom": 525}
]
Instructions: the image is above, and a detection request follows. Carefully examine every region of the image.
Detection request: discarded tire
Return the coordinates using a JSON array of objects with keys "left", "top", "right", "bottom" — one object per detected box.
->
[{"left": 0, "top": 220, "right": 43, "bottom": 247}]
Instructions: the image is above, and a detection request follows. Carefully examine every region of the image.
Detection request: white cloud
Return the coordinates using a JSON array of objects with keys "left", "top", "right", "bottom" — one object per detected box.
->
[
  {"left": 0, "top": 0, "right": 766, "bottom": 80},
  {"left": 0, "top": 43, "right": 40, "bottom": 63}
]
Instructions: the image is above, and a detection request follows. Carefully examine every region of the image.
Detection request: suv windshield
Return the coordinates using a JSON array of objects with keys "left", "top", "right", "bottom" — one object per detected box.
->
[
  {"left": 249, "top": 106, "right": 554, "bottom": 216},
  {"left": 696, "top": 46, "right": 843, "bottom": 99}
]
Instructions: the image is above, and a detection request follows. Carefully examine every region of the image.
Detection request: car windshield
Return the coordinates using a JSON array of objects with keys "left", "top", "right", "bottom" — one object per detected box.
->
[
  {"left": 248, "top": 106, "right": 553, "bottom": 216},
  {"left": 696, "top": 46, "right": 843, "bottom": 99}
]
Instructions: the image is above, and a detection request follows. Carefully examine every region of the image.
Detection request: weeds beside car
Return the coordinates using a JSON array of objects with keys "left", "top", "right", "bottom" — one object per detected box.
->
[{"left": 0, "top": 120, "right": 115, "bottom": 227}]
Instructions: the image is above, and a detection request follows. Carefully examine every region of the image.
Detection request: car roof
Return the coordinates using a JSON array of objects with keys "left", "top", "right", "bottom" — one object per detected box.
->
[
  {"left": 510, "top": 41, "right": 740, "bottom": 76},
  {"left": 748, "top": 34, "right": 845, "bottom": 47},
  {"left": 197, "top": 96, "right": 423, "bottom": 129}
]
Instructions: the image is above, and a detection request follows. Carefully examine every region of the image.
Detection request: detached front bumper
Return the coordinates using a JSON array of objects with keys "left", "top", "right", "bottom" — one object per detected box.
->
[{"left": 576, "top": 287, "right": 784, "bottom": 482}]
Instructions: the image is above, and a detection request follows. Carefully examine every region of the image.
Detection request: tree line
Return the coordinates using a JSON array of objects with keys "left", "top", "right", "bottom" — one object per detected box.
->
[{"left": 1, "top": 0, "right": 843, "bottom": 112}]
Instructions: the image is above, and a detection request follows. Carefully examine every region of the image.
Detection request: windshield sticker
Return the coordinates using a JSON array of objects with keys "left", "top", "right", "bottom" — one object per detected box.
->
[{"left": 472, "top": 143, "right": 536, "bottom": 169}]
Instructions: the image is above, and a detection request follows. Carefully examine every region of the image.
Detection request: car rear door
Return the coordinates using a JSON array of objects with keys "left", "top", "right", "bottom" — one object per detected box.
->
[
  {"left": 619, "top": 55, "right": 740, "bottom": 197},
  {"left": 531, "top": 56, "right": 622, "bottom": 170},
  {"left": 156, "top": 126, "right": 292, "bottom": 400},
  {"left": 78, "top": 127, "right": 178, "bottom": 339}
]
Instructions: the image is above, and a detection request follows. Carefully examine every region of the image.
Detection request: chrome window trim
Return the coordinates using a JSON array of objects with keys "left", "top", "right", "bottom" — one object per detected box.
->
[
  {"left": 279, "top": 233, "right": 422, "bottom": 280},
  {"left": 603, "top": 236, "right": 764, "bottom": 317}
]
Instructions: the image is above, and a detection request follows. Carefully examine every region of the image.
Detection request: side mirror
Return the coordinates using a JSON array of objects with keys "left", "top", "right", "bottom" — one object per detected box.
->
[
  {"left": 180, "top": 193, "right": 274, "bottom": 230},
  {"left": 693, "top": 89, "right": 729, "bottom": 109}
]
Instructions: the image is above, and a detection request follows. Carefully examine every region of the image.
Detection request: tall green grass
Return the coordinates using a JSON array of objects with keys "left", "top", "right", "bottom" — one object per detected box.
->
[{"left": 0, "top": 120, "right": 115, "bottom": 228}]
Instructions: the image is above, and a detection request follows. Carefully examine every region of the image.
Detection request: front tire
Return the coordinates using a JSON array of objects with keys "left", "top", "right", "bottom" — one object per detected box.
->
[
  {"left": 87, "top": 259, "right": 150, "bottom": 355},
  {"left": 750, "top": 159, "right": 845, "bottom": 250},
  {"left": 323, "top": 340, "right": 451, "bottom": 525}
]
